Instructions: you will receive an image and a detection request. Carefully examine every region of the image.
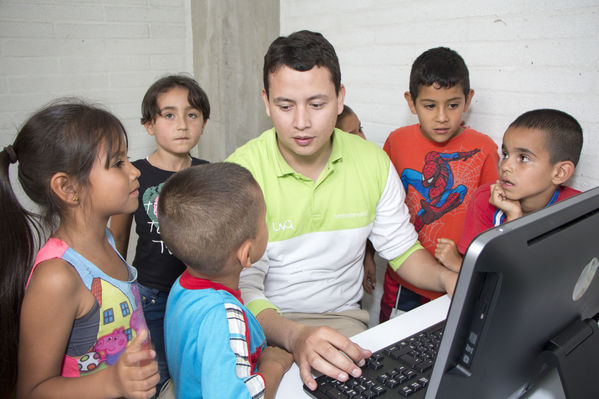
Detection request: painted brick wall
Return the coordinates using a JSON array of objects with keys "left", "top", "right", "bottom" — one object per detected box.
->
[
  {"left": 281, "top": 0, "right": 599, "bottom": 191},
  {"left": 281, "top": 0, "right": 599, "bottom": 324},
  {"left": 0, "top": 0, "right": 193, "bottom": 162}
]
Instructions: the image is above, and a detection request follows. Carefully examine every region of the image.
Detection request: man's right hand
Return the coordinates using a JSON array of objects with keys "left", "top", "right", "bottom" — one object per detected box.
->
[{"left": 289, "top": 324, "right": 372, "bottom": 391}]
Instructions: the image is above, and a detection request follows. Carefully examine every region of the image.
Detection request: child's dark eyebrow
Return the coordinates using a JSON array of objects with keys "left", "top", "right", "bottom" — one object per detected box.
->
[
  {"left": 420, "top": 96, "right": 463, "bottom": 102},
  {"left": 158, "top": 106, "right": 178, "bottom": 113},
  {"left": 516, "top": 146, "right": 535, "bottom": 155},
  {"left": 504, "top": 144, "right": 536, "bottom": 156}
]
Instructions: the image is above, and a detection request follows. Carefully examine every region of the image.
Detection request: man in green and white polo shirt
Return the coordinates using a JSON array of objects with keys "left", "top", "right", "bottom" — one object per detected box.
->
[{"left": 226, "top": 30, "right": 457, "bottom": 392}]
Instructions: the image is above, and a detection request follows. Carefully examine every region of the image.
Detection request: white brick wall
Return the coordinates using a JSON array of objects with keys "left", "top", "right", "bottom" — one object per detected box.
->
[
  {"left": 281, "top": 0, "right": 599, "bottom": 191},
  {"left": 0, "top": 0, "right": 193, "bottom": 162},
  {"left": 281, "top": 0, "right": 599, "bottom": 324}
]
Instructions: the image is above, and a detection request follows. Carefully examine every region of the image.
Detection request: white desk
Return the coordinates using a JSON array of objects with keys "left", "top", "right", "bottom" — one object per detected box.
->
[{"left": 276, "top": 296, "right": 565, "bottom": 398}]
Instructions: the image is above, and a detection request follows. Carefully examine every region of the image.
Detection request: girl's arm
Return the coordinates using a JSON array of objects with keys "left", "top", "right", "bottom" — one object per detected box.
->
[
  {"left": 17, "top": 259, "right": 158, "bottom": 399},
  {"left": 109, "top": 213, "right": 133, "bottom": 259}
]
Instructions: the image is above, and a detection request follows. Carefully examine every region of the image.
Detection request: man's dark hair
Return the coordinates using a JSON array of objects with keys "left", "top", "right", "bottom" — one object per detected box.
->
[
  {"left": 509, "top": 109, "right": 583, "bottom": 166},
  {"left": 409, "top": 47, "right": 470, "bottom": 100},
  {"left": 263, "top": 30, "right": 341, "bottom": 97}
]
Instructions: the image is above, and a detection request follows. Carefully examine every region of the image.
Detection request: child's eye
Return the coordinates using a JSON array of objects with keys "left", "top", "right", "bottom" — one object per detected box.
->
[
  {"left": 311, "top": 102, "right": 325, "bottom": 109},
  {"left": 501, "top": 152, "right": 509, "bottom": 159},
  {"left": 278, "top": 104, "right": 292, "bottom": 111},
  {"left": 448, "top": 103, "right": 460, "bottom": 110},
  {"left": 519, "top": 154, "right": 530, "bottom": 162},
  {"left": 187, "top": 112, "right": 199, "bottom": 119},
  {"left": 423, "top": 104, "right": 435, "bottom": 110},
  {"left": 113, "top": 160, "right": 125, "bottom": 168},
  {"left": 163, "top": 113, "right": 175, "bottom": 119}
]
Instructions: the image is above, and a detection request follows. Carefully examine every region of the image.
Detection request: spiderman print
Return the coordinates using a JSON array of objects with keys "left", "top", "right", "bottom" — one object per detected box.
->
[{"left": 401, "top": 149, "right": 480, "bottom": 231}]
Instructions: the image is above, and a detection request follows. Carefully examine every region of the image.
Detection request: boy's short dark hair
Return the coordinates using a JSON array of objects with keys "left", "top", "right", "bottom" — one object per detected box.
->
[
  {"left": 337, "top": 105, "right": 355, "bottom": 124},
  {"left": 141, "top": 74, "right": 211, "bottom": 125},
  {"left": 509, "top": 109, "right": 583, "bottom": 166},
  {"left": 157, "top": 163, "right": 262, "bottom": 275},
  {"left": 263, "top": 30, "right": 341, "bottom": 97},
  {"left": 409, "top": 47, "right": 470, "bottom": 100}
]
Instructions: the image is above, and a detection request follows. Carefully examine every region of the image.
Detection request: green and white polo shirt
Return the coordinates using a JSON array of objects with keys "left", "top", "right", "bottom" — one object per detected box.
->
[{"left": 226, "top": 128, "right": 422, "bottom": 316}]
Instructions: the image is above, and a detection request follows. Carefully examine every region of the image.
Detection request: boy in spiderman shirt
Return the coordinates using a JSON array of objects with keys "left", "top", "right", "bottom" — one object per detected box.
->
[{"left": 379, "top": 47, "right": 499, "bottom": 322}]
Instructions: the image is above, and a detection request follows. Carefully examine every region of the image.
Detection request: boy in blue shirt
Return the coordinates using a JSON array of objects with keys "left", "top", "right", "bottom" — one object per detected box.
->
[{"left": 159, "top": 163, "right": 293, "bottom": 399}]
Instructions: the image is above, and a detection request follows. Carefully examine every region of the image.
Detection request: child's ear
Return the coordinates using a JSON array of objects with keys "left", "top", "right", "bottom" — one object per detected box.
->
[
  {"left": 50, "top": 172, "right": 80, "bottom": 205},
  {"left": 235, "top": 239, "right": 253, "bottom": 269},
  {"left": 463, "top": 89, "right": 475, "bottom": 112},
  {"left": 143, "top": 121, "right": 155, "bottom": 136},
  {"left": 404, "top": 92, "right": 417, "bottom": 115},
  {"left": 552, "top": 161, "right": 576, "bottom": 185}
]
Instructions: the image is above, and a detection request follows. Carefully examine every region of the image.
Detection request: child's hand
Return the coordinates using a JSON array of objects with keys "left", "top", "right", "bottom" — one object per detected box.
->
[
  {"left": 489, "top": 181, "right": 522, "bottom": 221},
  {"left": 258, "top": 346, "right": 295, "bottom": 399},
  {"left": 259, "top": 346, "right": 294, "bottom": 374},
  {"left": 435, "top": 238, "right": 463, "bottom": 272},
  {"left": 362, "top": 255, "right": 377, "bottom": 294},
  {"left": 110, "top": 329, "right": 160, "bottom": 399}
]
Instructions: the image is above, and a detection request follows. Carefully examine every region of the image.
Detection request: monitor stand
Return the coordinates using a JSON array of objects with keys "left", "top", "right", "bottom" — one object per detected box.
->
[{"left": 542, "top": 315, "right": 599, "bottom": 399}]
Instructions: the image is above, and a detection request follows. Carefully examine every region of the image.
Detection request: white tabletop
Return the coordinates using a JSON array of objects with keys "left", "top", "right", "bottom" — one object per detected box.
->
[{"left": 276, "top": 296, "right": 565, "bottom": 398}]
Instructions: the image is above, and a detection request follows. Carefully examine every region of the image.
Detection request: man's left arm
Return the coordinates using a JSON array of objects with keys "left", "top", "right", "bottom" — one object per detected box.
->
[
  {"left": 391, "top": 248, "right": 457, "bottom": 296},
  {"left": 369, "top": 161, "right": 457, "bottom": 296}
]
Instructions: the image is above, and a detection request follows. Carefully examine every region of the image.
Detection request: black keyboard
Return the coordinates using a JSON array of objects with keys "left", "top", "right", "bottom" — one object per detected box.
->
[{"left": 303, "top": 321, "right": 445, "bottom": 399}]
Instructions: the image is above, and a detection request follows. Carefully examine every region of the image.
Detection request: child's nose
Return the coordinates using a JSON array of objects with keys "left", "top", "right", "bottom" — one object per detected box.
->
[
  {"left": 177, "top": 115, "right": 188, "bottom": 130},
  {"left": 437, "top": 108, "right": 449, "bottom": 122},
  {"left": 130, "top": 163, "right": 141, "bottom": 179},
  {"left": 501, "top": 158, "right": 513, "bottom": 172}
]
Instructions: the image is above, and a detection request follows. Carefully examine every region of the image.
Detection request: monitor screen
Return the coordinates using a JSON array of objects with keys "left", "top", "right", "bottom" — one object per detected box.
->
[{"left": 426, "top": 186, "right": 599, "bottom": 399}]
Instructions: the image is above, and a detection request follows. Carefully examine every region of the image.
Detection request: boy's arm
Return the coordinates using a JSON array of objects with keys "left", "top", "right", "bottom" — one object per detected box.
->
[
  {"left": 362, "top": 240, "right": 377, "bottom": 294},
  {"left": 188, "top": 302, "right": 280, "bottom": 399},
  {"left": 257, "top": 346, "right": 293, "bottom": 399},
  {"left": 109, "top": 213, "right": 133, "bottom": 259},
  {"left": 488, "top": 182, "right": 523, "bottom": 221}
]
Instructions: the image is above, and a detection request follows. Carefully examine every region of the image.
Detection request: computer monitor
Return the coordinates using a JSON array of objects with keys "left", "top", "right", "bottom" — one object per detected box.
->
[{"left": 426, "top": 186, "right": 599, "bottom": 399}]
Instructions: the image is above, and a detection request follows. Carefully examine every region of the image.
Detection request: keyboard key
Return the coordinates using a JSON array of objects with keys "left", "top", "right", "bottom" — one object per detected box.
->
[
  {"left": 417, "top": 377, "right": 429, "bottom": 387},
  {"left": 410, "top": 381, "right": 423, "bottom": 391},
  {"left": 325, "top": 387, "right": 344, "bottom": 398},
  {"left": 404, "top": 370, "right": 417, "bottom": 380},
  {"left": 385, "top": 378, "right": 400, "bottom": 389},
  {"left": 416, "top": 359, "right": 434, "bottom": 373},
  {"left": 361, "top": 390, "right": 376, "bottom": 399},
  {"left": 371, "top": 385, "right": 386, "bottom": 396},
  {"left": 399, "top": 354, "right": 422, "bottom": 368},
  {"left": 398, "top": 386, "right": 414, "bottom": 397}
]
